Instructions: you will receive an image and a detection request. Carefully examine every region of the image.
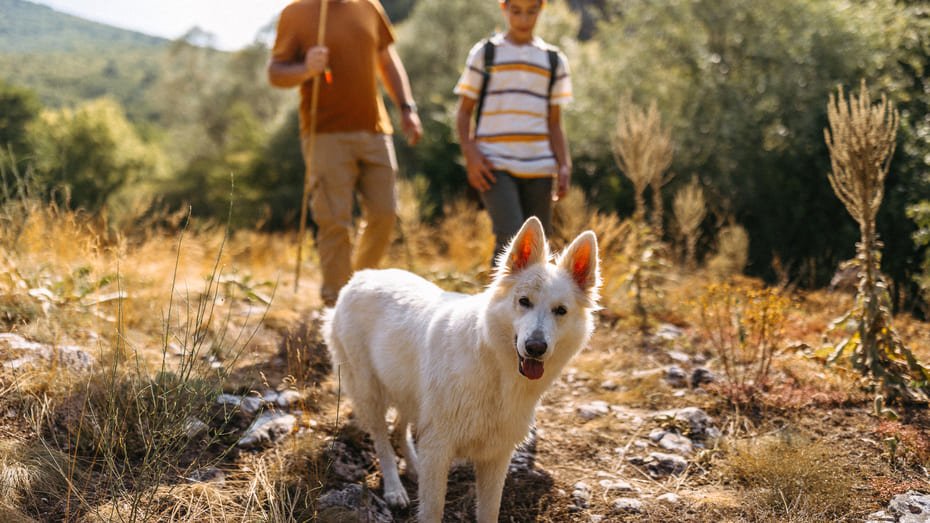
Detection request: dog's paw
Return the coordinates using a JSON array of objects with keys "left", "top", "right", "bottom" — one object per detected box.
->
[{"left": 383, "top": 487, "right": 410, "bottom": 509}]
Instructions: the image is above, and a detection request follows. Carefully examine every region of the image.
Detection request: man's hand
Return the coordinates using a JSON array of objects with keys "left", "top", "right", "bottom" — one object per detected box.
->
[
  {"left": 554, "top": 164, "right": 571, "bottom": 201},
  {"left": 463, "top": 143, "right": 496, "bottom": 192},
  {"left": 304, "top": 46, "right": 329, "bottom": 79},
  {"left": 401, "top": 108, "right": 423, "bottom": 146}
]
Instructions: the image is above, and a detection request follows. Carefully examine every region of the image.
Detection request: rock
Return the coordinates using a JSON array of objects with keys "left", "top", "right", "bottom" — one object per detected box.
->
[
  {"left": 887, "top": 491, "right": 930, "bottom": 523},
  {"left": 666, "top": 350, "right": 691, "bottom": 364},
  {"left": 656, "top": 323, "right": 684, "bottom": 341},
  {"left": 577, "top": 401, "right": 611, "bottom": 421},
  {"left": 0, "top": 333, "right": 94, "bottom": 372},
  {"left": 237, "top": 412, "right": 296, "bottom": 448},
  {"left": 665, "top": 365, "right": 688, "bottom": 388},
  {"left": 658, "top": 432, "right": 693, "bottom": 454},
  {"left": 649, "top": 428, "right": 667, "bottom": 442},
  {"left": 643, "top": 452, "right": 688, "bottom": 478},
  {"left": 186, "top": 467, "right": 225, "bottom": 483},
  {"left": 509, "top": 426, "right": 538, "bottom": 475},
  {"left": 691, "top": 367, "right": 716, "bottom": 387},
  {"left": 589, "top": 515, "right": 605, "bottom": 523},
  {"left": 216, "top": 394, "right": 264, "bottom": 416},
  {"left": 657, "top": 492, "right": 681, "bottom": 505},
  {"left": 184, "top": 417, "right": 209, "bottom": 439},
  {"left": 572, "top": 481, "right": 591, "bottom": 509},
  {"left": 599, "top": 479, "right": 635, "bottom": 493},
  {"left": 276, "top": 389, "right": 303, "bottom": 408},
  {"left": 317, "top": 484, "right": 393, "bottom": 523},
  {"left": 600, "top": 379, "right": 619, "bottom": 391},
  {"left": 322, "top": 440, "right": 373, "bottom": 482},
  {"left": 612, "top": 497, "right": 643, "bottom": 513},
  {"left": 672, "top": 407, "right": 719, "bottom": 441},
  {"left": 865, "top": 510, "right": 897, "bottom": 523}
]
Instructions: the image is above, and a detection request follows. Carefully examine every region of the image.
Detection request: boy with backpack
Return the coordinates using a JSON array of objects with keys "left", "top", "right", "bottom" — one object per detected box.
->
[{"left": 454, "top": 0, "right": 573, "bottom": 262}]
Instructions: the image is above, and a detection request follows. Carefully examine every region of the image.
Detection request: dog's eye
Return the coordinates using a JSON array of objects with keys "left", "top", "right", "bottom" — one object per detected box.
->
[
  {"left": 518, "top": 297, "right": 532, "bottom": 308},
  {"left": 553, "top": 305, "right": 567, "bottom": 316}
]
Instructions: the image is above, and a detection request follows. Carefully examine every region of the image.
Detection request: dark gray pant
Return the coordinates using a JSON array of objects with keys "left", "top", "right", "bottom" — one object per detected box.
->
[{"left": 480, "top": 171, "right": 553, "bottom": 265}]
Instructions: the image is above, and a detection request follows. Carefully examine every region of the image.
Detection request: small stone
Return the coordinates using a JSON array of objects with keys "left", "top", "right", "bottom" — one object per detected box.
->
[
  {"left": 691, "top": 367, "right": 715, "bottom": 387},
  {"left": 649, "top": 428, "right": 667, "bottom": 442},
  {"left": 657, "top": 492, "right": 681, "bottom": 505},
  {"left": 600, "top": 379, "right": 619, "bottom": 391},
  {"left": 599, "top": 479, "right": 635, "bottom": 493},
  {"left": 577, "top": 401, "right": 611, "bottom": 421},
  {"left": 612, "top": 498, "right": 643, "bottom": 513},
  {"left": 589, "top": 515, "right": 605, "bottom": 523},
  {"left": 276, "top": 389, "right": 303, "bottom": 408},
  {"left": 666, "top": 350, "right": 691, "bottom": 363},
  {"left": 665, "top": 365, "right": 688, "bottom": 388},
  {"left": 658, "top": 432, "right": 694, "bottom": 454},
  {"left": 237, "top": 412, "right": 297, "bottom": 448},
  {"left": 184, "top": 417, "right": 209, "bottom": 439},
  {"left": 317, "top": 484, "right": 392, "bottom": 523},
  {"left": 644, "top": 452, "right": 688, "bottom": 477}
]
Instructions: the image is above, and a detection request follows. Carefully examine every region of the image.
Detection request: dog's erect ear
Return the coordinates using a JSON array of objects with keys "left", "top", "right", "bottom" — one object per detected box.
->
[
  {"left": 558, "top": 230, "right": 600, "bottom": 295},
  {"left": 499, "top": 217, "right": 548, "bottom": 275}
]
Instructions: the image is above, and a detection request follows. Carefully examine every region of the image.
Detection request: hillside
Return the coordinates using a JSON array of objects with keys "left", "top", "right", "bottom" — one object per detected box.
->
[{"left": 0, "top": 0, "right": 166, "bottom": 53}]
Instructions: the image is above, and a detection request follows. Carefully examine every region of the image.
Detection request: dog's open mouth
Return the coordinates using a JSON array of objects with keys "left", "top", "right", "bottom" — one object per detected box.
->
[{"left": 518, "top": 354, "right": 545, "bottom": 380}]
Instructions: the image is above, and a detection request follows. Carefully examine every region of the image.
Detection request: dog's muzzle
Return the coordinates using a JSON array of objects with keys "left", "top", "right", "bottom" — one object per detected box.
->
[{"left": 515, "top": 336, "right": 545, "bottom": 380}]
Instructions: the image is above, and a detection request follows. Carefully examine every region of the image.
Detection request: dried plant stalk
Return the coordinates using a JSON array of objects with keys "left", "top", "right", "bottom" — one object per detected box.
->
[
  {"left": 823, "top": 80, "right": 930, "bottom": 402},
  {"left": 612, "top": 97, "right": 673, "bottom": 225},
  {"left": 673, "top": 177, "right": 706, "bottom": 269}
]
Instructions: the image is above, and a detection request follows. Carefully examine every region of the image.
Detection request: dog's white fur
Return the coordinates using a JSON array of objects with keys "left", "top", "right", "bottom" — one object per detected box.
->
[{"left": 323, "top": 217, "right": 600, "bottom": 522}]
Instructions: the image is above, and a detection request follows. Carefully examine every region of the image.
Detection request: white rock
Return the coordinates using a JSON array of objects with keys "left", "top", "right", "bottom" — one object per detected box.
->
[
  {"left": 657, "top": 492, "right": 681, "bottom": 505},
  {"left": 237, "top": 412, "right": 297, "bottom": 448},
  {"left": 612, "top": 498, "right": 643, "bottom": 513}
]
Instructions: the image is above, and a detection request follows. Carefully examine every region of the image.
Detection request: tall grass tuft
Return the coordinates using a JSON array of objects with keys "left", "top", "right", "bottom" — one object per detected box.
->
[
  {"left": 707, "top": 223, "right": 749, "bottom": 278},
  {"left": 726, "top": 433, "right": 854, "bottom": 520},
  {"left": 822, "top": 80, "right": 930, "bottom": 403}
]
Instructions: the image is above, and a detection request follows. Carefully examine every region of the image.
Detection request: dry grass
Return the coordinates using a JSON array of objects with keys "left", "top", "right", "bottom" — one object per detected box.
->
[
  {"left": 4, "top": 165, "right": 930, "bottom": 521},
  {"left": 725, "top": 433, "right": 857, "bottom": 521}
]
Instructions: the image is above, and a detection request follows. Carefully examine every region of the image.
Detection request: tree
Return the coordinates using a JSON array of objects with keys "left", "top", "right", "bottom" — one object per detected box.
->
[
  {"left": 569, "top": 0, "right": 926, "bottom": 285},
  {"left": 29, "top": 98, "right": 162, "bottom": 213},
  {"left": 0, "top": 80, "right": 40, "bottom": 162}
]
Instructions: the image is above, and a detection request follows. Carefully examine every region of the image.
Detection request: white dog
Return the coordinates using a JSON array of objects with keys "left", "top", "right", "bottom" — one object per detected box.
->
[{"left": 323, "top": 217, "right": 600, "bottom": 522}]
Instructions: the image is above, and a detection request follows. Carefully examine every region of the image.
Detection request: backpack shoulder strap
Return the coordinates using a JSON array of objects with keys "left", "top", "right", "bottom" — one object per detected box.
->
[
  {"left": 475, "top": 38, "right": 496, "bottom": 130},
  {"left": 547, "top": 48, "right": 559, "bottom": 102}
]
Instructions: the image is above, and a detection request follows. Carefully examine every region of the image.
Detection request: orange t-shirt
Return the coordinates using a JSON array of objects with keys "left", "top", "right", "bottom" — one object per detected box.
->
[{"left": 272, "top": 0, "right": 396, "bottom": 136}]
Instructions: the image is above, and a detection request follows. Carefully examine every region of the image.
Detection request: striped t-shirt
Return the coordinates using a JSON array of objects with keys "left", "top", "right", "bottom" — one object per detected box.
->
[{"left": 454, "top": 34, "right": 573, "bottom": 179}]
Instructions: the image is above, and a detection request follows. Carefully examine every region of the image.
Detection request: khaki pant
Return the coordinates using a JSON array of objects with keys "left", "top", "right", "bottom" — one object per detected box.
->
[{"left": 302, "top": 132, "right": 397, "bottom": 305}]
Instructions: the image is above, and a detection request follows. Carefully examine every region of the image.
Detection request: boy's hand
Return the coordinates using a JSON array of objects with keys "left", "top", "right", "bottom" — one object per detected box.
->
[
  {"left": 304, "top": 46, "right": 329, "bottom": 78},
  {"left": 463, "top": 144, "right": 496, "bottom": 192},
  {"left": 554, "top": 164, "right": 571, "bottom": 201}
]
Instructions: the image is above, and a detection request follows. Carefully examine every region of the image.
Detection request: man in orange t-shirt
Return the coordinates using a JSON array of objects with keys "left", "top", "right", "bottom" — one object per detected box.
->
[{"left": 268, "top": 0, "right": 422, "bottom": 306}]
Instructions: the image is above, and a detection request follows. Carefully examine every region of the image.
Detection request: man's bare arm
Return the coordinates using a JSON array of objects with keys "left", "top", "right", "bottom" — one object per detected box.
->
[{"left": 268, "top": 46, "right": 328, "bottom": 88}]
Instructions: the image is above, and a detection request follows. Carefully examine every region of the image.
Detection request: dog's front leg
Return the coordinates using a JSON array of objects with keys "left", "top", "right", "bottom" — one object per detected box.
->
[
  {"left": 416, "top": 439, "right": 452, "bottom": 523},
  {"left": 475, "top": 452, "right": 511, "bottom": 523}
]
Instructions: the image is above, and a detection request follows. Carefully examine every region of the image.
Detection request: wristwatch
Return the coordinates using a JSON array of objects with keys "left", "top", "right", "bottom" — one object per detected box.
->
[{"left": 400, "top": 101, "right": 417, "bottom": 113}]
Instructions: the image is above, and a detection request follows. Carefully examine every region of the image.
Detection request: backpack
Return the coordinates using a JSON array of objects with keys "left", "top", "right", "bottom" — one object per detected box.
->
[{"left": 474, "top": 38, "right": 560, "bottom": 129}]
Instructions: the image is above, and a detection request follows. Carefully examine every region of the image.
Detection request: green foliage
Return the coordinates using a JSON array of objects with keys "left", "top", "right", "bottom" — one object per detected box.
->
[
  {"left": 28, "top": 98, "right": 164, "bottom": 213},
  {"left": 393, "top": 0, "right": 499, "bottom": 219},
  {"left": 0, "top": 80, "right": 40, "bottom": 163},
  {"left": 570, "top": 0, "right": 928, "bottom": 285}
]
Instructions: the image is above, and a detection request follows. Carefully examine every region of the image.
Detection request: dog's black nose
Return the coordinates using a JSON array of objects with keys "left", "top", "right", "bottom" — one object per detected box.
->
[{"left": 525, "top": 339, "right": 547, "bottom": 358}]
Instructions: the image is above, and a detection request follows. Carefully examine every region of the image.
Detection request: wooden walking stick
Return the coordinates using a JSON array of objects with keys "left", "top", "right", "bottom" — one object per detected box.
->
[{"left": 294, "top": 0, "right": 329, "bottom": 292}]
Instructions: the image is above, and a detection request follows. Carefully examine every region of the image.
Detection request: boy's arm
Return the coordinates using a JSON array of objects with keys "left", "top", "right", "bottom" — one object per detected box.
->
[
  {"left": 378, "top": 45, "right": 422, "bottom": 145},
  {"left": 548, "top": 105, "right": 572, "bottom": 201},
  {"left": 456, "top": 96, "right": 496, "bottom": 192}
]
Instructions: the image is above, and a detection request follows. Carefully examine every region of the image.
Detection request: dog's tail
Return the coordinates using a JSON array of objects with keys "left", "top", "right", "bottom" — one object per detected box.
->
[{"left": 320, "top": 305, "right": 345, "bottom": 366}]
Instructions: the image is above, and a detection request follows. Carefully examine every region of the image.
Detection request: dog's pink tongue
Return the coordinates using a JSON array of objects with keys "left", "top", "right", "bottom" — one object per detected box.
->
[{"left": 522, "top": 358, "right": 544, "bottom": 380}]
